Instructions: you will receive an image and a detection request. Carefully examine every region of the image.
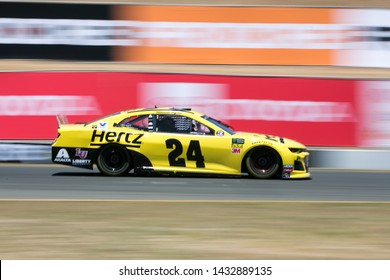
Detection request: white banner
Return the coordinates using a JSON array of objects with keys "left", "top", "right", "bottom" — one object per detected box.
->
[
  {"left": 334, "top": 9, "right": 390, "bottom": 68},
  {"left": 2, "top": 260, "right": 390, "bottom": 280},
  {"left": 0, "top": 95, "right": 101, "bottom": 116}
]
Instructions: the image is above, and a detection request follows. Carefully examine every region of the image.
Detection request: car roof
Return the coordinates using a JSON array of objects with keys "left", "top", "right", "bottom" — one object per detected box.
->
[{"left": 124, "top": 107, "right": 197, "bottom": 115}]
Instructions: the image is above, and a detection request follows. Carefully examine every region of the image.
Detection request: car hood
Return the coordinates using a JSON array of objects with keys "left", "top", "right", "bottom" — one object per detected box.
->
[{"left": 234, "top": 132, "right": 307, "bottom": 148}]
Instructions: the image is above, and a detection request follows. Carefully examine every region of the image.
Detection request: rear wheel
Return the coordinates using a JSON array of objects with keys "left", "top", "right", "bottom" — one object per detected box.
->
[
  {"left": 245, "top": 146, "right": 280, "bottom": 179},
  {"left": 96, "top": 144, "right": 132, "bottom": 176}
]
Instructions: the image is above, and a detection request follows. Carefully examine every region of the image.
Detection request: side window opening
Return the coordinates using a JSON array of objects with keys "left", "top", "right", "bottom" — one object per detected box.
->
[
  {"left": 191, "top": 120, "right": 214, "bottom": 135},
  {"left": 156, "top": 114, "right": 214, "bottom": 135},
  {"left": 156, "top": 116, "right": 178, "bottom": 133},
  {"left": 117, "top": 115, "right": 149, "bottom": 131}
]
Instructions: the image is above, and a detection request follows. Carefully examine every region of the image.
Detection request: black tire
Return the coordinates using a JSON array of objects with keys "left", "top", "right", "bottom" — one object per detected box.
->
[
  {"left": 96, "top": 144, "right": 132, "bottom": 176},
  {"left": 245, "top": 146, "right": 280, "bottom": 179}
]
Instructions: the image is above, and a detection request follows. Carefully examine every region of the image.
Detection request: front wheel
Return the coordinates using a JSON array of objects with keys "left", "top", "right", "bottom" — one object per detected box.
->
[
  {"left": 245, "top": 146, "right": 280, "bottom": 179},
  {"left": 96, "top": 144, "right": 132, "bottom": 176}
]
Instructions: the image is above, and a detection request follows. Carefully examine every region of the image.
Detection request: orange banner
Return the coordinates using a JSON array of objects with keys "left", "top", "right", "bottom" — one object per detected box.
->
[
  {"left": 112, "top": 6, "right": 337, "bottom": 65},
  {"left": 114, "top": 6, "right": 332, "bottom": 23}
]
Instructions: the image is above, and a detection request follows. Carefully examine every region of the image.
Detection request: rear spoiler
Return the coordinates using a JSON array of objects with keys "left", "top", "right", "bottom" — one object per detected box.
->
[{"left": 56, "top": 114, "right": 69, "bottom": 127}]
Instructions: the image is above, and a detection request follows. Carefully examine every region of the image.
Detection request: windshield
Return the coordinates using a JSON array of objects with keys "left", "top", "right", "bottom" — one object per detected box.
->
[{"left": 202, "top": 115, "right": 235, "bottom": 135}]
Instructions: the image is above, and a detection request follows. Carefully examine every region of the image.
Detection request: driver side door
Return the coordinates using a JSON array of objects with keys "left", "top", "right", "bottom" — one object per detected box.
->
[{"left": 140, "top": 114, "right": 238, "bottom": 174}]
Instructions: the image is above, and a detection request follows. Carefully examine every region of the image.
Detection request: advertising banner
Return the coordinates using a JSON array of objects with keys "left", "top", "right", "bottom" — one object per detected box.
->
[
  {"left": 136, "top": 75, "right": 357, "bottom": 146},
  {"left": 357, "top": 80, "right": 390, "bottom": 147},
  {"left": 1, "top": 3, "right": 389, "bottom": 67},
  {"left": 0, "top": 72, "right": 138, "bottom": 139},
  {"left": 0, "top": 72, "right": 358, "bottom": 147},
  {"left": 112, "top": 6, "right": 336, "bottom": 65},
  {"left": 111, "top": 6, "right": 390, "bottom": 68},
  {"left": 333, "top": 9, "right": 390, "bottom": 68},
  {"left": 0, "top": 2, "right": 112, "bottom": 60}
]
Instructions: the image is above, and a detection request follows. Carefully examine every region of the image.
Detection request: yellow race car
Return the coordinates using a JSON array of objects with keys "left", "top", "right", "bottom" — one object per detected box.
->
[{"left": 52, "top": 107, "right": 310, "bottom": 179}]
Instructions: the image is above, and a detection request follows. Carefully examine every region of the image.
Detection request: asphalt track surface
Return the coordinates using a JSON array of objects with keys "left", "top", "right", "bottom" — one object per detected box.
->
[{"left": 0, "top": 164, "right": 389, "bottom": 202}]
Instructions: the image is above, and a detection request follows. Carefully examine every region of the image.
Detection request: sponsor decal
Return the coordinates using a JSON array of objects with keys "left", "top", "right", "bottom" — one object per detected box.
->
[
  {"left": 53, "top": 148, "right": 94, "bottom": 168},
  {"left": 231, "top": 148, "right": 241, "bottom": 154},
  {"left": 265, "top": 135, "right": 285, "bottom": 144},
  {"left": 72, "top": 159, "right": 91, "bottom": 166},
  {"left": 282, "top": 164, "right": 293, "bottom": 178},
  {"left": 75, "top": 148, "right": 88, "bottom": 159},
  {"left": 265, "top": 135, "right": 278, "bottom": 142},
  {"left": 90, "top": 130, "right": 143, "bottom": 147},
  {"left": 232, "top": 143, "right": 243, "bottom": 149},
  {"left": 232, "top": 138, "right": 245, "bottom": 149},
  {"left": 283, "top": 164, "right": 294, "bottom": 173},
  {"left": 232, "top": 138, "right": 245, "bottom": 144},
  {"left": 252, "top": 141, "right": 266, "bottom": 145},
  {"left": 282, "top": 164, "right": 294, "bottom": 179},
  {"left": 97, "top": 122, "right": 108, "bottom": 130},
  {"left": 216, "top": 130, "right": 225, "bottom": 137},
  {"left": 54, "top": 148, "right": 71, "bottom": 163}
]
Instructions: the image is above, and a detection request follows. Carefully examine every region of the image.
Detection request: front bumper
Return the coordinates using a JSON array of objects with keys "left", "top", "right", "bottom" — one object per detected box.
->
[{"left": 283, "top": 152, "right": 310, "bottom": 179}]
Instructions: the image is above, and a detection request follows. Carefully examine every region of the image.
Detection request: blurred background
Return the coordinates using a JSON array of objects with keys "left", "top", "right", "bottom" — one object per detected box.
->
[
  {"left": 0, "top": 0, "right": 390, "bottom": 162},
  {"left": 1, "top": 0, "right": 390, "bottom": 261}
]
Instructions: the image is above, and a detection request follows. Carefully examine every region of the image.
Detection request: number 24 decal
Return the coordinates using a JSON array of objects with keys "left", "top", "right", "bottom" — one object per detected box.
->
[{"left": 165, "top": 139, "right": 205, "bottom": 168}]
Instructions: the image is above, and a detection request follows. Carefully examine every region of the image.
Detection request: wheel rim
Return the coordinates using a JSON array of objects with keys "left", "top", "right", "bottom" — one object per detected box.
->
[
  {"left": 98, "top": 145, "right": 129, "bottom": 175},
  {"left": 248, "top": 147, "right": 279, "bottom": 177}
]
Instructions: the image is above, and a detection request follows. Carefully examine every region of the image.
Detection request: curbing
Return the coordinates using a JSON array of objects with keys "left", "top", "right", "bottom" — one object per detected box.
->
[{"left": 0, "top": 142, "right": 389, "bottom": 170}]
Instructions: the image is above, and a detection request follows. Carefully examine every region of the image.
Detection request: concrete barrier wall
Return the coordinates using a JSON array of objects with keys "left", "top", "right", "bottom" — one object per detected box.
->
[
  {"left": 0, "top": 143, "right": 51, "bottom": 163},
  {"left": 309, "top": 149, "right": 390, "bottom": 170}
]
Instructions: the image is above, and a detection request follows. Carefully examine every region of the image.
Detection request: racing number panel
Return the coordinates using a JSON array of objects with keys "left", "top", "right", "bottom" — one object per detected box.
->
[{"left": 166, "top": 139, "right": 205, "bottom": 168}]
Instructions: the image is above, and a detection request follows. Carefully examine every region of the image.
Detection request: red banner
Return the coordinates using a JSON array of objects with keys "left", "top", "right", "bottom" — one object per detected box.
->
[
  {"left": 0, "top": 72, "right": 138, "bottom": 140},
  {"left": 0, "top": 72, "right": 357, "bottom": 146},
  {"left": 135, "top": 74, "right": 357, "bottom": 146}
]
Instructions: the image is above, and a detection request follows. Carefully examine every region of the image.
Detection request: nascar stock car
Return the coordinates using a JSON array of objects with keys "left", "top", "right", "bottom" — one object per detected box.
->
[{"left": 52, "top": 107, "right": 310, "bottom": 179}]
